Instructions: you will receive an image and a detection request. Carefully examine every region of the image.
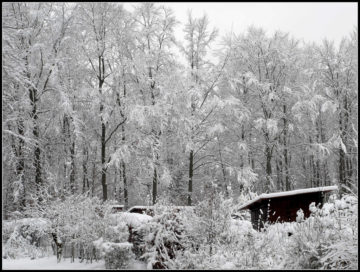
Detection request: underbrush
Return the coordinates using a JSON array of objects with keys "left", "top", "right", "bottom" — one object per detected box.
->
[
  {"left": 3, "top": 191, "right": 357, "bottom": 270},
  {"left": 3, "top": 218, "right": 52, "bottom": 259},
  {"left": 139, "top": 191, "right": 358, "bottom": 270}
]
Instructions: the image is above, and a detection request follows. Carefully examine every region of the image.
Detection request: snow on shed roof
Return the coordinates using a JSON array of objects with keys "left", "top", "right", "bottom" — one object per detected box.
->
[{"left": 239, "top": 186, "right": 338, "bottom": 210}]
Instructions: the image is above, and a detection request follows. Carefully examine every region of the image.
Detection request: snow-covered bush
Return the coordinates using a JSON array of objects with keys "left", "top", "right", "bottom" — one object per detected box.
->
[
  {"left": 194, "top": 184, "right": 234, "bottom": 251},
  {"left": 140, "top": 204, "right": 188, "bottom": 269},
  {"left": 320, "top": 194, "right": 358, "bottom": 270},
  {"left": 235, "top": 193, "right": 358, "bottom": 270},
  {"left": 173, "top": 191, "right": 357, "bottom": 270},
  {"left": 23, "top": 194, "right": 116, "bottom": 262},
  {"left": 104, "top": 242, "right": 134, "bottom": 269},
  {"left": 94, "top": 239, "right": 135, "bottom": 269},
  {"left": 118, "top": 190, "right": 358, "bottom": 270},
  {"left": 172, "top": 183, "right": 235, "bottom": 269},
  {"left": 246, "top": 222, "right": 295, "bottom": 269},
  {"left": 105, "top": 212, "right": 152, "bottom": 258},
  {"left": 283, "top": 194, "right": 358, "bottom": 269},
  {"left": 2, "top": 220, "right": 17, "bottom": 243},
  {"left": 3, "top": 218, "right": 52, "bottom": 259},
  {"left": 104, "top": 214, "right": 129, "bottom": 243},
  {"left": 164, "top": 184, "right": 241, "bottom": 270}
]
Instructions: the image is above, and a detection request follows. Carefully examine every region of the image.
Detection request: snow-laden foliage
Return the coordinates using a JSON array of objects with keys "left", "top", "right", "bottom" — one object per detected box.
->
[
  {"left": 94, "top": 211, "right": 152, "bottom": 267},
  {"left": 95, "top": 240, "right": 135, "bottom": 269},
  {"left": 3, "top": 218, "right": 52, "bottom": 259},
  {"left": 105, "top": 211, "right": 152, "bottom": 259},
  {"left": 140, "top": 203, "right": 189, "bottom": 269},
  {"left": 284, "top": 194, "right": 358, "bottom": 269},
  {"left": 135, "top": 192, "right": 357, "bottom": 270},
  {"left": 20, "top": 194, "right": 116, "bottom": 261},
  {"left": 139, "top": 184, "right": 238, "bottom": 269},
  {"left": 7, "top": 195, "right": 145, "bottom": 265},
  {"left": 2, "top": 2, "right": 358, "bottom": 269},
  {"left": 232, "top": 193, "right": 357, "bottom": 270}
]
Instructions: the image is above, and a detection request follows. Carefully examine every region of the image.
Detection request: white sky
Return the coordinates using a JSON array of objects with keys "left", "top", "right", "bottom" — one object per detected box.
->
[{"left": 124, "top": 2, "right": 357, "bottom": 47}]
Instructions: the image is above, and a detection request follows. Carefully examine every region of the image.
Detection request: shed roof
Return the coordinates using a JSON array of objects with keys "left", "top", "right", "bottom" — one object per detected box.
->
[{"left": 239, "top": 185, "right": 338, "bottom": 210}]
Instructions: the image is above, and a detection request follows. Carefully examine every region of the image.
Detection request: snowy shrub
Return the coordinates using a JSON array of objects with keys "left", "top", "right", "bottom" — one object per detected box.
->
[
  {"left": 23, "top": 194, "right": 117, "bottom": 262},
  {"left": 170, "top": 184, "right": 239, "bottom": 270},
  {"left": 248, "top": 222, "right": 295, "bottom": 269},
  {"left": 128, "top": 226, "right": 147, "bottom": 259},
  {"left": 140, "top": 204, "right": 190, "bottom": 269},
  {"left": 3, "top": 218, "right": 52, "bottom": 259},
  {"left": 106, "top": 212, "right": 152, "bottom": 258},
  {"left": 283, "top": 194, "right": 358, "bottom": 270},
  {"left": 210, "top": 193, "right": 358, "bottom": 270},
  {"left": 229, "top": 193, "right": 358, "bottom": 270},
  {"left": 320, "top": 194, "right": 358, "bottom": 270},
  {"left": 97, "top": 241, "right": 134, "bottom": 269},
  {"left": 191, "top": 184, "right": 233, "bottom": 254},
  {"left": 136, "top": 190, "right": 358, "bottom": 270},
  {"left": 2, "top": 220, "right": 17, "bottom": 243},
  {"left": 104, "top": 214, "right": 129, "bottom": 243}
]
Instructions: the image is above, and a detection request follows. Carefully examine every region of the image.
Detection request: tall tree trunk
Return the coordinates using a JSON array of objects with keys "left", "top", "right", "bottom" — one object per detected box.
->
[
  {"left": 283, "top": 105, "right": 290, "bottom": 190},
  {"left": 315, "top": 160, "right": 321, "bottom": 187},
  {"left": 82, "top": 147, "right": 88, "bottom": 194},
  {"left": 248, "top": 130, "right": 255, "bottom": 170},
  {"left": 339, "top": 148, "right": 346, "bottom": 193},
  {"left": 99, "top": 55, "right": 107, "bottom": 201},
  {"left": 8, "top": 119, "right": 26, "bottom": 210},
  {"left": 187, "top": 57, "right": 197, "bottom": 206},
  {"left": 120, "top": 76, "right": 128, "bottom": 208},
  {"left": 29, "top": 88, "right": 42, "bottom": 197},
  {"left": 149, "top": 66, "right": 159, "bottom": 205},
  {"left": 217, "top": 139, "right": 227, "bottom": 196},
  {"left": 188, "top": 150, "right": 193, "bottom": 205},
  {"left": 346, "top": 155, "right": 353, "bottom": 185},
  {"left": 116, "top": 167, "right": 122, "bottom": 203},
  {"left": 152, "top": 167, "right": 158, "bottom": 205},
  {"left": 265, "top": 140, "right": 272, "bottom": 192},
  {"left": 152, "top": 131, "right": 160, "bottom": 205},
  {"left": 17, "top": 119, "right": 26, "bottom": 209},
  {"left": 318, "top": 112, "right": 329, "bottom": 186},
  {"left": 276, "top": 158, "right": 283, "bottom": 191},
  {"left": 92, "top": 160, "right": 96, "bottom": 197},
  {"left": 338, "top": 110, "right": 346, "bottom": 195},
  {"left": 101, "top": 125, "right": 107, "bottom": 201},
  {"left": 312, "top": 158, "right": 317, "bottom": 187},
  {"left": 309, "top": 155, "right": 314, "bottom": 188},
  {"left": 62, "top": 116, "right": 68, "bottom": 195},
  {"left": 301, "top": 156, "right": 309, "bottom": 187},
  {"left": 342, "top": 95, "right": 351, "bottom": 190},
  {"left": 122, "top": 160, "right": 128, "bottom": 208},
  {"left": 70, "top": 140, "right": 75, "bottom": 194}
]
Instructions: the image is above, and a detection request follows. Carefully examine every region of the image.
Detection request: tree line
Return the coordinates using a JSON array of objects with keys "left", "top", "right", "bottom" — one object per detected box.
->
[{"left": 2, "top": 3, "right": 358, "bottom": 218}]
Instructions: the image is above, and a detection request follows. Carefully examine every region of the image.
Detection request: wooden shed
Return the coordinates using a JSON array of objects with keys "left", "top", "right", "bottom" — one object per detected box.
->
[{"left": 239, "top": 186, "right": 338, "bottom": 230}]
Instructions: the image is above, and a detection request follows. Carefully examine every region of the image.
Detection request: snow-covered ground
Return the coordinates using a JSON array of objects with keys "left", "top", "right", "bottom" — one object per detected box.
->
[{"left": 2, "top": 256, "right": 147, "bottom": 270}]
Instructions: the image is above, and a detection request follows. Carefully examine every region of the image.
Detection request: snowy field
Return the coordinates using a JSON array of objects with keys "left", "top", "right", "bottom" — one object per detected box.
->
[{"left": 2, "top": 256, "right": 147, "bottom": 270}]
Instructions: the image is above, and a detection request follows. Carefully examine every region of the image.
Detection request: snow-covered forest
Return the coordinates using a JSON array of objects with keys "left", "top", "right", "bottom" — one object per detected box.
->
[{"left": 2, "top": 2, "right": 358, "bottom": 270}]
